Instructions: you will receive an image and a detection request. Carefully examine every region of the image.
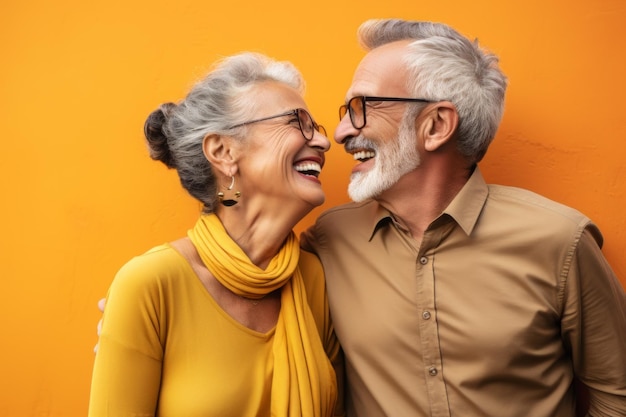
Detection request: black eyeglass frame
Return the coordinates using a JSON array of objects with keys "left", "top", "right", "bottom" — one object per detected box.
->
[
  {"left": 339, "top": 96, "right": 434, "bottom": 130},
  {"left": 229, "top": 108, "right": 326, "bottom": 141}
]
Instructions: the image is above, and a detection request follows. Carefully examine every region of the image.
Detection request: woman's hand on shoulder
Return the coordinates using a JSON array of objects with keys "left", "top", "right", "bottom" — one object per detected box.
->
[{"left": 93, "top": 298, "right": 106, "bottom": 353}]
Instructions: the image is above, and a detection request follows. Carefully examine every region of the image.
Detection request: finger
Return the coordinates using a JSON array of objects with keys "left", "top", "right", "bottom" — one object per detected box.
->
[
  {"left": 94, "top": 298, "right": 106, "bottom": 353},
  {"left": 98, "top": 298, "right": 106, "bottom": 312}
]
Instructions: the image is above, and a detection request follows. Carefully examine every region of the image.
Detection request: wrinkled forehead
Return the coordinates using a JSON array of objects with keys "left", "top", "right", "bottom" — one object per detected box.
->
[
  {"left": 346, "top": 40, "right": 412, "bottom": 99},
  {"left": 246, "top": 80, "right": 307, "bottom": 114}
]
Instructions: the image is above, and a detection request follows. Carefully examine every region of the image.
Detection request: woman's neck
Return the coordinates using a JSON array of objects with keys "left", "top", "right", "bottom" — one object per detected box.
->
[{"left": 214, "top": 201, "right": 308, "bottom": 269}]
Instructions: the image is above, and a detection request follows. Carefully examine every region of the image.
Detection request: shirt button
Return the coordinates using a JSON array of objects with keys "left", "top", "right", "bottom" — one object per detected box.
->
[
  {"left": 422, "top": 311, "right": 431, "bottom": 320},
  {"left": 419, "top": 256, "right": 428, "bottom": 265},
  {"left": 429, "top": 366, "right": 438, "bottom": 376}
]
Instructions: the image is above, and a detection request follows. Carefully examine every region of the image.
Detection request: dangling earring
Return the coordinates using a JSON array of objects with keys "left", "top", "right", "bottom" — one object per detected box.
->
[{"left": 217, "top": 176, "right": 241, "bottom": 207}]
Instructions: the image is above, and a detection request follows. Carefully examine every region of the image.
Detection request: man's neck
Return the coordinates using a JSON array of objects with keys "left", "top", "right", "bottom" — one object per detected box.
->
[{"left": 375, "top": 164, "right": 473, "bottom": 241}]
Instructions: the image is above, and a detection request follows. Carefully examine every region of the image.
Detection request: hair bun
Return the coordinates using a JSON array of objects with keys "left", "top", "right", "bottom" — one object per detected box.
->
[{"left": 144, "top": 103, "right": 176, "bottom": 168}]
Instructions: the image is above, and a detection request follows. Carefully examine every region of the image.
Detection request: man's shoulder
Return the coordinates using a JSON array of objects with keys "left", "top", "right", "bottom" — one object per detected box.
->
[
  {"left": 300, "top": 200, "right": 380, "bottom": 252},
  {"left": 316, "top": 200, "right": 378, "bottom": 222},
  {"left": 489, "top": 185, "right": 586, "bottom": 218},
  {"left": 486, "top": 184, "right": 595, "bottom": 233}
]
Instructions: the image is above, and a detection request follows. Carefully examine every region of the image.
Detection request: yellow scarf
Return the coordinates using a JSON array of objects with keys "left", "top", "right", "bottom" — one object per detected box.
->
[{"left": 188, "top": 214, "right": 337, "bottom": 417}]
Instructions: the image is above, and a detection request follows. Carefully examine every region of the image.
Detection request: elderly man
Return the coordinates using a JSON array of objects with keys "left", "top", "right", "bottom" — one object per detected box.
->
[{"left": 302, "top": 18, "right": 626, "bottom": 417}]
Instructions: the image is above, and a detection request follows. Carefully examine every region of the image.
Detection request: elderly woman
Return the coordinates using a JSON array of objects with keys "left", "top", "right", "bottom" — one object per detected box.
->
[{"left": 88, "top": 52, "right": 343, "bottom": 417}]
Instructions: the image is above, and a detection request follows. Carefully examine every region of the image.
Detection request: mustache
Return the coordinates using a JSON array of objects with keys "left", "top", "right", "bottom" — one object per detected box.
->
[{"left": 344, "top": 134, "right": 377, "bottom": 152}]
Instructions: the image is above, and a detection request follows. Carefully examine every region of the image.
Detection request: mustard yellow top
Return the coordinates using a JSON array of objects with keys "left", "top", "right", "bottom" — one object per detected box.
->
[{"left": 88, "top": 243, "right": 341, "bottom": 417}]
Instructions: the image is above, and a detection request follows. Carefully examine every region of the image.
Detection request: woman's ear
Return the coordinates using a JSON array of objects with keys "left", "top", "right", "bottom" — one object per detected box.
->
[
  {"left": 203, "top": 134, "right": 238, "bottom": 176},
  {"left": 422, "top": 101, "right": 459, "bottom": 152}
]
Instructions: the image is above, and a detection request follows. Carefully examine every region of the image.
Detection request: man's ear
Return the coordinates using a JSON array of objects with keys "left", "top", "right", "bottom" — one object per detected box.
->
[
  {"left": 202, "top": 134, "right": 238, "bottom": 176},
  {"left": 421, "top": 101, "right": 459, "bottom": 152}
]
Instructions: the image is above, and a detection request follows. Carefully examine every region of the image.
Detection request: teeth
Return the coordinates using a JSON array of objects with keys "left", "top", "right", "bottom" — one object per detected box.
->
[
  {"left": 353, "top": 150, "right": 375, "bottom": 161},
  {"left": 294, "top": 162, "right": 321, "bottom": 174}
]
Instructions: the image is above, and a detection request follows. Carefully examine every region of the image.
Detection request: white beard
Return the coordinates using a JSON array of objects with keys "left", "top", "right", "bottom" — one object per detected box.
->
[{"left": 348, "top": 115, "right": 421, "bottom": 202}]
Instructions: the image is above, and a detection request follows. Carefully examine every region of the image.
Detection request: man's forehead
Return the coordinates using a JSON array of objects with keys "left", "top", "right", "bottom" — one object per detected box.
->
[{"left": 346, "top": 41, "right": 411, "bottom": 99}]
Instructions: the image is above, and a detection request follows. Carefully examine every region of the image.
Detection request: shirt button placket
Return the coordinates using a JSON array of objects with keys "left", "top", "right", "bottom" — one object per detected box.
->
[{"left": 417, "top": 233, "right": 451, "bottom": 417}]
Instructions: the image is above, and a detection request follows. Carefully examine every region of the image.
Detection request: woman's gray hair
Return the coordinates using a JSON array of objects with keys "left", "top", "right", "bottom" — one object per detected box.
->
[
  {"left": 143, "top": 52, "right": 305, "bottom": 212},
  {"left": 358, "top": 19, "right": 508, "bottom": 163}
]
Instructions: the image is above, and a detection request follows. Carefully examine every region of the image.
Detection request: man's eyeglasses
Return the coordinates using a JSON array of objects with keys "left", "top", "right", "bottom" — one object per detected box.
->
[
  {"left": 230, "top": 108, "right": 326, "bottom": 141},
  {"left": 339, "top": 96, "right": 434, "bottom": 130}
]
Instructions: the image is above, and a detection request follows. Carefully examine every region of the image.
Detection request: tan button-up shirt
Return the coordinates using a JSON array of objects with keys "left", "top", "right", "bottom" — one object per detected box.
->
[{"left": 302, "top": 168, "right": 626, "bottom": 417}]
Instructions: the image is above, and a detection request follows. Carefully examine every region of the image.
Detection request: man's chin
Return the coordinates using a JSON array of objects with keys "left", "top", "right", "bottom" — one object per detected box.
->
[
  {"left": 348, "top": 192, "right": 368, "bottom": 203},
  {"left": 348, "top": 176, "right": 379, "bottom": 202}
]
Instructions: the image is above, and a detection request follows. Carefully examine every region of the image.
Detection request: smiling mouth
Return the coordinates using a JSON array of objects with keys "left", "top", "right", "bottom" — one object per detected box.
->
[
  {"left": 351, "top": 149, "right": 376, "bottom": 163},
  {"left": 294, "top": 161, "right": 322, "bottom": 178}
]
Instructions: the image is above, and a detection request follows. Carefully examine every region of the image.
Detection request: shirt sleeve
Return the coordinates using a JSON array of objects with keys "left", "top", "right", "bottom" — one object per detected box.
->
[
  {"left": 88, "top": 254, "right": 167, "bottom": 417},
  {"left": 561, "top": 226, "right": 626, "bottom": 416},
  {"left": 300, "top": 224, "right": 317, "bottom": 254}
]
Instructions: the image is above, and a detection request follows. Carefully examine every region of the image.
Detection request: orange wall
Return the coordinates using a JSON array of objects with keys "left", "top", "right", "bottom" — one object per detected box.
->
[{"left": 1, "top": 0, "right": 624, "bottom": 415}]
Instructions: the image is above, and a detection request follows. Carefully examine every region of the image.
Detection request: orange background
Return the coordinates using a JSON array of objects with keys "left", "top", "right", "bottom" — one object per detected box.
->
[{"left": 1, "top": 0, "right": 624, "bottom": 415}]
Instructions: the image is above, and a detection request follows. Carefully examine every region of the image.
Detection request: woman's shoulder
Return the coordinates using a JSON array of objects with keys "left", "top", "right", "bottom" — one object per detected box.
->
[
  {"left": 297, "top": 249, "right": 326, "bottom": 304},
  {"left": 298, "top": 249, "right": 324, "bottom": 279},
  {"left": 112, "top": 243, "right": 191, "bottom": 290}
]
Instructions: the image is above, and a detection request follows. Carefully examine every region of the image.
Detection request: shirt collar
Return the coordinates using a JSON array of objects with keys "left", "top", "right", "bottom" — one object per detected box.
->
[
  {"left": 368, "top": 201, "right": 395, "bottom": 241},
  {"left": 369, "top": 167, "right": 489, "bottom": 239},
  {"left": 443, "top": 166, "right": 489, "bottom": 236}
]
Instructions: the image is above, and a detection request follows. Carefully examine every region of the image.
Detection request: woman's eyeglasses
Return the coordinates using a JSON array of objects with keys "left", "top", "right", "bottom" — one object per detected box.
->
[{"left": 230, "top": 108, "right": 326, "bottom": 141}]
